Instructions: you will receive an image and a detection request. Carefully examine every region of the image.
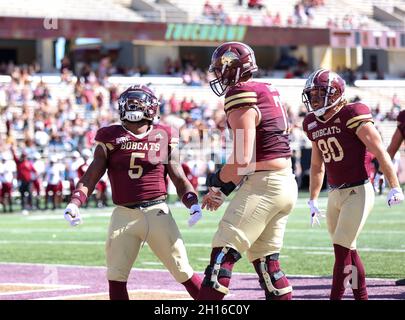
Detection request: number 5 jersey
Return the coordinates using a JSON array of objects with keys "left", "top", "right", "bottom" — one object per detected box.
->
[{"left": 95, "top": 124, "right": 178, "bottom": 205}]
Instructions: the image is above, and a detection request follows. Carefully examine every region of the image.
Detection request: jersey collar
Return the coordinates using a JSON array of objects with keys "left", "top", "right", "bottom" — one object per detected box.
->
[{"left": 121, "top": 124, "right": 154, "bottom": 139}]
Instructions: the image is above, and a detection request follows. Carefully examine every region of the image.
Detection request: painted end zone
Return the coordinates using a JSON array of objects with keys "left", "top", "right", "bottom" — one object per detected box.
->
[{"left": 0, "top": 263, "right": 403, "bottom": 300}]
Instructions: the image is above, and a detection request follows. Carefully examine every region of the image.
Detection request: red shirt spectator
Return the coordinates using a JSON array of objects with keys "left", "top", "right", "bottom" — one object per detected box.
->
[
  {"left": 11, "top": 148, "right": 36, "bottom": 182},
  {"left": 169, "top": 94, "right": 180, "bottom": 114},
  {"left": 273, "top": 12, "right": 281, "bottom": 26},
  {"left": 182, "top": 163, "right": 198, "bottom": 191},
  {"left": 181, "top": 97, "right": 194, "bottom": 112}
]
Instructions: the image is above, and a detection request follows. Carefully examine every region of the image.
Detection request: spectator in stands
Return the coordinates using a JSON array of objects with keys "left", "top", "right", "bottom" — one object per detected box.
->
[
  {"left": 248, "top": 0, "right": 264, "bottom": 10},
  {"left": 361, "top": 72, "right": 369, "bottom": 80},
  {"left": 60, "top": 56, "right": 71, "bottom": 73},
  {"left": 44, "top": 155, "right": 64, "bottom": 210},
  {"left": 262, "top": 10, "right": 273, "bottom": 26},
  {"left": 372, "top": 104, "right": 384, "bottom": 122},
  {"left": 203, "top": 1, "right": 214, "bottom": 17},
  {"left": 392, "top": 93, "right": 401, "bottom": 112},
  {"left": 66, "top": 151, "right": 82, "bottom": 199},
  {"left": 95, "top": 174, "right": 108, "bottom": 208},
  {"left": 285, "top": 69, "right": 295, "bottom": 79},
  {"left": 376, "top": 70, "right": 385, "bottom": 80},
  {"left": 0, "top": 155, "right": 14, "bottom": 213},
  {"left": 30, "top": 153, "right": 42, "bottom": 210},
  {"left": 169, "top": 93, "right": 180, "bottom": 115},
  {"left": 294, "top": 3, "right": 306, "bottom": 26},
  {"left": 182, "top": 162, "right": 199, "bottom": 192},
  {"left": 214, "top": 4, "right": 226, "bottom": 24},
  {"left": 11, "top": 144, "right": 36, "bottom": 211},
  {"left": 273, "top": 12, "right": 282, "bottom": 26}
]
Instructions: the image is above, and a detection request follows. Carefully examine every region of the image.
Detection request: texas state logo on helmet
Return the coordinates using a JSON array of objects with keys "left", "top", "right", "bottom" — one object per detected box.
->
[
  {"left": 209, "top": 42, "right": 258, "bottom": 96},
  {"left": 302, "top": 69, "right": 346, "bottom": 117},
  {"left": 118, "top": 85, "right": 159, "bottom": 122}
]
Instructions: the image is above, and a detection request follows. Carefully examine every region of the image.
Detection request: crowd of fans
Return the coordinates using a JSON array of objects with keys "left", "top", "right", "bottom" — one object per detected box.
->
[
  {"left": 197, "top": 0, "right": 377, "bottom": 30},
  {"left": 0, "top": 58, "right": 403, "bottom": 213}
]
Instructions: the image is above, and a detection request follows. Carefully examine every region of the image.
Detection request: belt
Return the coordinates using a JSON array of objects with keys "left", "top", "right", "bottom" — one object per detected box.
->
[
  {"left": 329, "top": 179, "right": 369, "bottom": 190},
  {"left": 124, "top": 199, "right": 165, "bottom": 209}
]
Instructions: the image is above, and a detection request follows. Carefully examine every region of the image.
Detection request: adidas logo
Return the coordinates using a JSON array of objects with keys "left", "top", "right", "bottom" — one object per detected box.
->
[
  {"left": 156, "top": 133, "right": 163, "bottom": 139},
  {"left": 334, "top": 118, "right": 341, "bottom": 124}
]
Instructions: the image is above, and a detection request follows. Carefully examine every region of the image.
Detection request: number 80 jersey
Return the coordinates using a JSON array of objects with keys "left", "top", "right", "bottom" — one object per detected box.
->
[{"left": 302, "top": 102, "right": 373, "bottom": 187}]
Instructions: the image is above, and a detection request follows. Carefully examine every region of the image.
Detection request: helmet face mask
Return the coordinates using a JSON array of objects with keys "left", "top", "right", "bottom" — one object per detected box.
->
[
  {"left": 209, "top": 42, "right": 258, "bottom": 96},
  {"left": 302, "top": 69, "right": 345, "bottom": 117},
  {"left": 118, "top": 86, "right": 159, "bottom": 123}
]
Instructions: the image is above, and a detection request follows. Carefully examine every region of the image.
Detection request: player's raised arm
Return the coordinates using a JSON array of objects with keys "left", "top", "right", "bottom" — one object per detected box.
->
[
  {"left": 166, "top": 147, "right": 202, "bottom": 227},
  {"left": 63, "top": 145, "right": 107, "bottom": 226},
  {"left": 357, "top": 122, "right": 404, "bottom": 206}
]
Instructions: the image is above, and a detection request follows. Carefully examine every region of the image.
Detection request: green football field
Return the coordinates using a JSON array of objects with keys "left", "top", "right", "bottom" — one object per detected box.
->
[{"left": 0, "top": 193, "right": 404, "bottom": 279}]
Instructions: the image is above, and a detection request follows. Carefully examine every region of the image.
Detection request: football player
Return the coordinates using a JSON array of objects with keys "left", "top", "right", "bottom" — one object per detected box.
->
[
  {"left": 302, "top": 69, "right": 404, "bottom": 299},
  {"left": 63, "top": 85, "right": 202, "bottom": 300},
  {"left": 199, "top": 42, "right": 297, "bottom": 300},
  {"left": 386, "top": 109, "right": 405, "bottom": 286}
]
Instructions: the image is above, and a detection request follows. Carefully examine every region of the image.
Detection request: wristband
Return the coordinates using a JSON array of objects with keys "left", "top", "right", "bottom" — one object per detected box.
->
[
  {"left": 220, "top": 182, "right": 236, "bottom": 196},
  {"left": 182, "top": 192, "right": 198, "bottom": 209},
  {"left": 207, "top": 170, "right": 225, "bottom": 188},
  {"left": 71, "top": 189, "right": 87, "bottom": 207}
]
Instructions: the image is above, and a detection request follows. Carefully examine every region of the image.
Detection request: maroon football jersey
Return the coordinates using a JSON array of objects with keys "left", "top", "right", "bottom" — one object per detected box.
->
[
  {"left": 397, "top": 110, "right": 405, "bottom": 139},
  {"left": 95, "top": 124, "right": 178, "bottom": 205},
  {"left": 224, "top": 81, "right": 291, "bottom": 162},
  {"left": 303, "top": 102, "right": 373, "bottom": 187}
]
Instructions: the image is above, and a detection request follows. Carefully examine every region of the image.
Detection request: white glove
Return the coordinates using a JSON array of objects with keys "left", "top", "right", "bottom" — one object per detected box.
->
[
  {"left": 387, "top": 187, "right": 404, "bottom": 207},
  {"left": 188, "top": 204, "right": 202, "bottom": 227},
  {"left": 308, "top": 199, "right": 325, "bottom": 227},
  {"left": 64, "top": 203, "right": 82, "bottom": 227}
]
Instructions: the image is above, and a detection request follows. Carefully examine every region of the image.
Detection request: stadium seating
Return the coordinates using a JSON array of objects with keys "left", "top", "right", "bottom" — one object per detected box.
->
[{"left": 0, "top": 0, "right": 144, "bottom": 21}]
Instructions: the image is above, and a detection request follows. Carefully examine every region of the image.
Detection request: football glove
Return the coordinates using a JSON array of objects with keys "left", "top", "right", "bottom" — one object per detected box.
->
[
  {"left": 64, "top": 203, "right": 83, "bottom": 227},
  {"left": 188, "top": 204, "right": 202, "bottom": 227},
  {"left": 387, "top": 187, "right": 404, "bottom": 207},
  {"left": 308, "top": 199, "right": 325, "bottom": 227}
]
